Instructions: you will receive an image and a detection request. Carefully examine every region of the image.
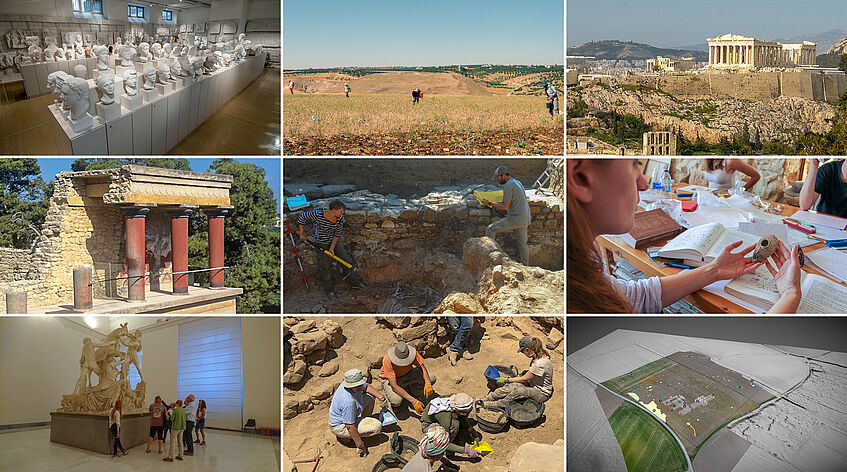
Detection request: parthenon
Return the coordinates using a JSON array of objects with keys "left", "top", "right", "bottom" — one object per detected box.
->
[{"left": 707, "top": 33, "right": 816, "bottom": 69}]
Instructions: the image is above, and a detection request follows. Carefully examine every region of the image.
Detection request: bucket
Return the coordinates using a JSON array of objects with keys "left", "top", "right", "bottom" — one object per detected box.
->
[{"left": 379, "top": 407, "right": 398, "bottom": 426}]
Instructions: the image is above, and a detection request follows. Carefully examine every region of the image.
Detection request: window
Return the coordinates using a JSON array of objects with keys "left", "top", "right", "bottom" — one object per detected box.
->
[
  {"left": 163, "top": 10, "right": 173, "bottom": 22},
  {"left": 73, "top": 0, "right": 102, "bottom": 14},
  {"left": 128, "top": 4, "right": 145, "bottom": 19},
  {"left": 127, "top": 350, "right": 143, "bottom": 390},
  {"left": 178, "top": 318, "right": 243, "bottom": 430}
]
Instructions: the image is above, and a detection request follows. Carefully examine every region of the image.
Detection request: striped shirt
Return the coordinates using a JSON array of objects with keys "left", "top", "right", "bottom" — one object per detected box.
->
[{"left": 297, "top": 210, "right": 344, "bottom": 244}]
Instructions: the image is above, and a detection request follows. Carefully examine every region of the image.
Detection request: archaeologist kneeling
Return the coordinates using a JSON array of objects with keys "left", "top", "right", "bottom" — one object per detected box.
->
[
  {"left": 402, "top": 424, "right": 451, "bottom": 472},
  {"left": 297, "top": 199, "right": 366, "bottom": 299},
  {"left": 483, "top": 336, "right": 553, "bottom": 409},
  {"left": 381, "top": 341, "right": 437, "bottom": 414},
  {"left": 328, "top": 368, "right": 390, "bottom": 457},
  {"left": 482, "top": 166, "right": 531, "bottom": 266},
  {"left": 420, "top": 393, "right": 482, "bottom": 460}
]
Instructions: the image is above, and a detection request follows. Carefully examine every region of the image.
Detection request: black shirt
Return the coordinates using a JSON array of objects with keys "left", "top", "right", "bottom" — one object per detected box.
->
[{"left": 814, "top": 160, "right": 847, "bottom": 218}]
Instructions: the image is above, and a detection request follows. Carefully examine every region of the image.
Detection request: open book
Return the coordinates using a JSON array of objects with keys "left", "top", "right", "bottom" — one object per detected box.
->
[
  {"left": 725, "top": 267, "right": 847, "bottom": 313},
  {"left": 657, "top": 222, "right": 759, "bottom": 267}
]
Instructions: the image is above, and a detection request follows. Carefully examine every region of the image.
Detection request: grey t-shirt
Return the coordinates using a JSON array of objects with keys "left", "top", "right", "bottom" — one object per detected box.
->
[
  {"left": 402, "top": 452, "right": 433, "bottom": 472},
  {"left": 502, "top": 178, "right": 530, "bottom": 224}
]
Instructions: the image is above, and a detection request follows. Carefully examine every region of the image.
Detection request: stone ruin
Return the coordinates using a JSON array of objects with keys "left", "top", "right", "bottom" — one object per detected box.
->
[
  {"left": 283, "top": 164, "right": 564, "bottom": 314},
  {"left": 282, "top": 316, "right": 564, "bottom": 421}
]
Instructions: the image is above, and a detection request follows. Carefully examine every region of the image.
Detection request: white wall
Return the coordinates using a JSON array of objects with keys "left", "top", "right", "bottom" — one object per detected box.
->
[
  {"left": 0, "top": 0, "right": 72, "bottom": 16},
  {"left": 0, "top": 316, "right": 280, "bottom": 430},
  {"left": 247, "top": 0, "right": 279, "bottom": 19},
  {"left": 179, "top": 6, "right": 210, "bottom": 25},
  {"left": 243, "top": 317, "right": 280, "bottom": 429},
  {"left": 210, "top": 0, "right": 249, "bottom": 34}
]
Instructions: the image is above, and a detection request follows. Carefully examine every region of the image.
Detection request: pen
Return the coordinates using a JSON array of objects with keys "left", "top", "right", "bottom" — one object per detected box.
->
[
  {"left": 783, "top": 219, "right": 816, "bottom": 234},
  {"left": 663, "top": 263, "right": 694, "bottom": 270},
  {"left": 786, "top": 217, "right": 816, "bottom": 229},
  {"left": 806, "top": 235, "right": 826, "bottom": 242}
]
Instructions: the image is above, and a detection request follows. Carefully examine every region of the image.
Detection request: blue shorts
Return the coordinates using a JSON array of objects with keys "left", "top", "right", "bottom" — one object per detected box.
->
[{"left": 196, "top": 418, "right": 205, "bottom": 430}]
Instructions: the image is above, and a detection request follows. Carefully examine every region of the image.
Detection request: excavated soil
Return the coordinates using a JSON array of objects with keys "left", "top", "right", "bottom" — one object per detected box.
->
[
  {"left": 283, "top": 317, "right": 564, "bottom": 472},
  {"left": 283, "top": 128, "right": 564, "bottom": 156}
]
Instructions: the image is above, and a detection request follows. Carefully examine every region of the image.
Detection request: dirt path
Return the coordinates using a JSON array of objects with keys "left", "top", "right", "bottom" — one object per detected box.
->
[
  {"left": 283, "top": 317, "right": 564, "bottom": 472},
  {"left": 283, "top": 127, "right": 564, "bottom": 156}
]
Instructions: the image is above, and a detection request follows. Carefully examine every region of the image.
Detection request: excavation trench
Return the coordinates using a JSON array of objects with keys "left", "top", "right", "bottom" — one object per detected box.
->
[{"left": 283, "top": 185, "right": 563, "bottom": 314}]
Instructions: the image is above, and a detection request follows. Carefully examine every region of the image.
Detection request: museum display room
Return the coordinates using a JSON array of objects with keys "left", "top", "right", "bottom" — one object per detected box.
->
[
  {"left": 0, "top": 316, "right": 281, "bottom": 470},
  {"left": 0, "top": 0, "right": 281, "bottom": 155}
]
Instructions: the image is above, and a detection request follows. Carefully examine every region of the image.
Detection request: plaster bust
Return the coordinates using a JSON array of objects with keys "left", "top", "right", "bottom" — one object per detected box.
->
[
  {"left": 123, "top": 69, "right": 138, "bottom": 96},
  {"left": 162, "top": 42, "right": 172, "bottom": 57},
  {"left": 169, "top": 59, "right": 183, "bottom": 78},
  {"left": 178, "top": 55, "right": 192, "bottom": 78},
  {"left": 47, "top": 70, "right": 69, "bottom": 105},
  {"left": 191, "top": 57, "right": 204, "bottom": 77},
  {"left": 93, "top": 45, "right": 109, "bottom": 70},
  {"left": 172, "top": 45, "right": 183, "bottom": 58},
  {"left": 63, "top": 47, "right": 73, "bottom": 61},
  {"left": 222, "top": 53, "right": 232, "bottom": 67},
  {"left": 73, "top": 64, "right": 87, "bottom": 79},
  {"left": 115, "top": 36, "right": 122, "bottom": 46},
  {"left": 138, "top": 42, "right": 151, "bottom": 62},
  {"left": 74, "top": 34, "right": 85, "bottom": 58},
  {"left": 151, "top": 42, "right": 163, "bottom": 59},
  {"left": 95, "top": 70, "right": 116, "bottom": 105},
  {"left": 142, "top": 65, "right": 156, "bottom": 90},
  {"left": 203, "top": 54, "right": 216, "bottom": 73},
  {"left": 234, "top": 44, "right": 245, "bottom": 62},
  {"left": 119, "top": 45, "right": 135, "bottom": 66},
  {"left": 62, "top": 76, "right": 92, "bottom": 122},
  {"left": 214, "top": 50, "right": 223, "bottom": 69},
  {"left": 26, "top": 36, "right": 42, "bottom": 63},
  {"left": 157, "top": 64, "right": 171, "bottom": 84},
  {"left": 44, "top": 37, "right": 61, "bottom": 62},
  {"left": 238, "top": 33, "right": 246, "bottom": 44}
]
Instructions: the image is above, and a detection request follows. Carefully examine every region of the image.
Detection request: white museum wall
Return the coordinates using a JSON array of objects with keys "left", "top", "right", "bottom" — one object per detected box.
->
[
  {"left": 247, "top": 0, "right": 280, "bottom": 19},
  {"left": 242, "top": 316, "right": 281, "bottom": 429},
  {"left": 0, "top": 317, "right": 100, "bottom": 426},
  {"left": 0, "top": 316, "right": 280, "bottom": 430},
  {"left": 0, "top": 0, "right": 73, "bottom": 17},
  {"left": 179, "top": 7, "right": 212, "bottom": 25},
  {"left": 210, "top": 0, "right": 250, "bottom": 35}
]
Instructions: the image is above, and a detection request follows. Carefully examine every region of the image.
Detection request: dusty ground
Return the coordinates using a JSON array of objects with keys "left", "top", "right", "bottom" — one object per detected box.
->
[
  {"left": 284, "top": 71, "right": 493, "bottom": 95},
  {"left": 283, "top": 317, "right": 564, "bottom": 472},
  {"left": 283, "top": 127, "right": 564, "bottom": 155}
]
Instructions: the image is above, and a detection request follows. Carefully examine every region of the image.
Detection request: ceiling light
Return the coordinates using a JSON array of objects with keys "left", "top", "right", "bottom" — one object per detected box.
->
[{"left": 84, "top": 317, "right": 98, "bottom": 329}]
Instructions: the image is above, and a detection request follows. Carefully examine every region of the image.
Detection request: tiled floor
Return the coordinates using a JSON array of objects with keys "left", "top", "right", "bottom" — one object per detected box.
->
[{"left": 0, "top": 426, "right": 280, "bottom": 472}]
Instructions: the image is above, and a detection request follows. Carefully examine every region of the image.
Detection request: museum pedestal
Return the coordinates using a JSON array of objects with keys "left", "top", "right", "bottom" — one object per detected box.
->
[
  {"left": 169, "top": 78, "right": 183, "bottom": 90},
  {"left": 49, "top": 104, "right": 107, "bottom": 154},
  {"left": 115, "top": 65, "right": 132, "bottom": 78},
  {"left": 96, "top": 100, "right": 121, "bottom": 121},
  {"left": 121, "top": 93, "right": 143, "bottom": 111},
  {"left": 156, "top": 82, "right": 173, "bottom": 95},
  {"left": 50, "top": 412, "right": 150, "bottom": 455},
  {"left": 142, "top": 87, "right": 159, "bottom": 103}
]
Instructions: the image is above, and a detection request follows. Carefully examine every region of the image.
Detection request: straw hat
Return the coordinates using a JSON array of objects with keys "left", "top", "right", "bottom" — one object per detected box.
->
[
  {"left": 387, "top": 341, "right": 417, "bottom": 367},
  {"left": 342, "top": 368, "right": 366, "bottom": 388}
]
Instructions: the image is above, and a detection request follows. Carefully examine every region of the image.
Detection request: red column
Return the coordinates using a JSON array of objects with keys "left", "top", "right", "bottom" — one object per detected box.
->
[
  {"left": 169, "top": 206, "right": 196, "bottom": 295},
  {"left": 205, "top": 206, "right": 232, "bottom": 288},
  {"left": 121, "top": 205, "right": 152, "bottom": 302}
]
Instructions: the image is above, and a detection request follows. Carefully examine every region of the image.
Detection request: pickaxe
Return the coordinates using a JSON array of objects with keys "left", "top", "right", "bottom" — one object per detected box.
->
[
  {"left": 468, "top": 185, "right": 506, "bottom": 218},
  {"left": 293, "top": 452, "right": 323, "bottom": 472}
]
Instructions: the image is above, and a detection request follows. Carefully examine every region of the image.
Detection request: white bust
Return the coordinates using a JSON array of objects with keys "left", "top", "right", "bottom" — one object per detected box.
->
[
  {"left": 93, "top": 45, "right": 109, "bottom": 70},
  {"left": 119, "top": 45, "right": 135, "bottom": 66},
  {"left": 178, "top": 55, "right": 193, "bottom": 78},
  {"left": 138, "top": 42, "right": 151, "bottom": 62},
  {"left": 214, "top": 51, "right": 223, "bottom": 69},
  {"left": 115, "top": 36, "right": 122, "bottom": 46},
  {"left": 163, "top": 43, "right": 172, "bottom": 57},
  {"left": 151, "top": 42, "right": 163, "bottom": 59},
  {"left": 157, "top": 64, "right": 171, "bottom": 84},
  {"left": 222, "top": 53, "right": 233, "bottom": 67},
  {"left": 238, "top": 33, "right": 246, "bottom": 44},
  {"left": 44, "top": 37, "right": 62, "bottom": 62},
  {"left": 169, "top": 59, "right": 183, "bottom": 78},
  {"left": 62, "top": 76, "right": 92, "bottom": 123},
  {"left": 26, "top": 36, "right": 42, "bottom": 63},
  {"left": 203, "top": 54, "right": 216, "bottom": 73},
  {"left": 74, "top": 34, "right": 85, "bottom": 58},
  {"left": 142, "top": 65, "right": 156, "bottom": 90},
  {"left": 234, "top": 44, "right": 246, "bottom": 62},
  {"left": 172, "top": 45, "right": 183, "bottom": 58},
  {"left": 47, "top": 70, "right": 69, "bottom": 105},
  {"left": 73, "top": 64, "right": 87, "bottom": 79},
  {"left": 95, "top": 70, "right": 116, "bottom": 105},
  {"left": 123, "top": 69, "right": 138, "bottom": 96}
]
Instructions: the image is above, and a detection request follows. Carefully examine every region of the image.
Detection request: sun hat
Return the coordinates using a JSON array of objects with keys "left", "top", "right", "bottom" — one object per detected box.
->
[
  {"left": 450, "top": 393, "right": 474, "bottom": 413},
  {"left": 493, "top": 165, "right": 510, "bottom": 179},
  {"left": 518, "top": 336, "right": 535, "bottom": 353},
  {"left": 419, "top": 424, "right": 450, "bottom": 458},
  {"left": 387, "top": 341, "right": 417, "bottom": 367},
  {"left": 342, "top": 368, "right": 367, "bottom": 388}
]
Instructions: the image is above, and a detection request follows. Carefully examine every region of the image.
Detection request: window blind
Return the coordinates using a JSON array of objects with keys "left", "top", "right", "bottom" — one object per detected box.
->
[{"left": 178, "top": 318, "right": 243, "bottom": 430}]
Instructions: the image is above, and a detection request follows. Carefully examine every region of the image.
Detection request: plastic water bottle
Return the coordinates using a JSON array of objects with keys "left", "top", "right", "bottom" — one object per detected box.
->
[
  {"left": 652, "top": 166, "right": 663, "bottom": 193},
  {"left": 661, "top": 169, "right": 673, "bottom": 199}
]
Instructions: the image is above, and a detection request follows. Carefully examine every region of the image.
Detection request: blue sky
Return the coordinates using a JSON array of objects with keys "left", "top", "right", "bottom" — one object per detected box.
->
[
  {"left": 568, "top": 0, "right": 845, "bottom": 48},
  {"left": 283, "top": 0, "right": 564, "bottom": 68},
  {"left": 35, "top": 158, "right": 281, "bottom": 212}
]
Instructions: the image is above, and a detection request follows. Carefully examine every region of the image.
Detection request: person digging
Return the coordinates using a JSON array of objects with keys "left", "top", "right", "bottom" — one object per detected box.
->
[
  {"left": 380, "top": 341, "right": 437, "bottom": 415},
  {"left": 297, "top": 199, "right": 366, "bottom": 299},
  {"left": 328, "top": 368, "right": 391, "bottom": 458},
  {"left": 481, "top": 166, "right": 531, "bottom": 266},
  {"left": 420, "top": 392, "right": 483, "bottom": 463}
]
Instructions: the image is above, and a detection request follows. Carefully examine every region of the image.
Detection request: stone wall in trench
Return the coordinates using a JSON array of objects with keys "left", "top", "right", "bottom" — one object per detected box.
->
[{"left": 283, "top": 187, "right": 564, "bottom": 294}]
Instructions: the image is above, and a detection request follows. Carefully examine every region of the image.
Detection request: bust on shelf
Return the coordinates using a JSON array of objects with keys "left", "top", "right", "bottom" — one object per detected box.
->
[
  {"left": 95, "top": 70, "right": 116, "bottom": 105},
  {"left": 62, "top": 76, "right": 94, "bottom": 132}
]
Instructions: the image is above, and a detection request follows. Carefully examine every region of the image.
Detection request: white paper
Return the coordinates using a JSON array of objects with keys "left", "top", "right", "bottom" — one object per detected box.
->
[
  {"left": 693, "top": 207, "right": 749, "bottom": 230},
  {"left": 701, "top": 279, "right": 767, "bottom": 314},
  {"left": 737, "top": 222, "right": 817, "bottom": 248},
  {"left": 797, "top": 274, "right": 847, "bottom": 313},
  {"left": 678, "top": 184, "right": 713, "bottom": 193},
  {"left": 639, "top": 190, "right": 664, "bottom": 204},
  {"left": 805, "top": 247, "right": 847, "bottom": 284},
  {"left": 806, "top": 225, "right": 847, "bottom": 241},
  {"left": 789, "top": 210, "right": 847, "bottom": 230}
]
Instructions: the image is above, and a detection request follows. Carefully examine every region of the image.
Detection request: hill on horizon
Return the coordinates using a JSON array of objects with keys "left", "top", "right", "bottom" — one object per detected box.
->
[{"left": 567, "top": 40, "right": 708, "bottom": 62}]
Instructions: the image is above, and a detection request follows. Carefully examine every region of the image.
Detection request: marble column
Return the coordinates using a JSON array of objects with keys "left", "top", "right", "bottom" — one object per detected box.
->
[{"left": 121, "top": 204, "right": 154, "bottom": 302}]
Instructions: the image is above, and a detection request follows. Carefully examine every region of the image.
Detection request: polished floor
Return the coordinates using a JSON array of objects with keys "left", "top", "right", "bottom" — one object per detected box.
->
[
  {"left": 0, "top": 68, "right": 281, "bottom": 155},
  {"left": 0, "top": 426, "right": 280, "bottom": 472}
]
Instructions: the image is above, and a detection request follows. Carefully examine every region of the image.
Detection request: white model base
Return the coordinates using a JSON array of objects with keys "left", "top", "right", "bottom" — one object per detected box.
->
[
  {"left": 121, "top": 93, "right": 143, "bottom": 111},
  {"left": 96, "top": 101, "right": 121, "bottom": 121},
  {"left": 115, "top": 65, "right": 133, "bottom": 78},
  {"left": 70, "top": 113, "right": 94, "bottom": 133},
  {"left": 142, "top": 88, "right": 159, "bottom": 103},
  {"left": 156, "top": 82, "right": 173, "bottom": 95},
  {"left": 169, "top": 78, "right": 183, "bottom": 90}
]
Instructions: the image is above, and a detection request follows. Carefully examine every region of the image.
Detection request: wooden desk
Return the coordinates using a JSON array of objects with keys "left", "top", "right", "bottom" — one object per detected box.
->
[
  {"left": 596, "top": 188, "right": 847, "bottom": 313},
  {"left": 0, "top": 73, "right": 24, "bottom": 104}
]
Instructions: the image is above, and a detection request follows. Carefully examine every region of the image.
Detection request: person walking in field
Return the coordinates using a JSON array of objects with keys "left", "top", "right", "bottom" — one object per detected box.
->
[
  {"left": 412, "top": 88, "right": 421, "bottom": 105},
  {"left": 288, "top": 80, "right": 294, "bottom": 94},
  {"left": 344, "top": 83, "right": 350, "bottom": 98},
  {"left": 542, "top": 81, "right": 559, "bottom": 117}
]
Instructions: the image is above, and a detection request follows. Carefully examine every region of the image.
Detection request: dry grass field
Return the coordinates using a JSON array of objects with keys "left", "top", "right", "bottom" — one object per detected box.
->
[
  {"left": 283, "top": 93, "right": 564, "bottom": 155},
  {"left": 608, "top": 402, "right": 689, "bottom": 472}
]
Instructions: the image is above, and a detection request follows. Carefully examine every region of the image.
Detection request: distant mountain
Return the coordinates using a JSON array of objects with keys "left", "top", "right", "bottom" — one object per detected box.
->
[
  {"left": 567, "top": 40, "right": 708, "bottom": 62},
  {"left": 774, "top": 29, "right": 847, "bottom": 54}
]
